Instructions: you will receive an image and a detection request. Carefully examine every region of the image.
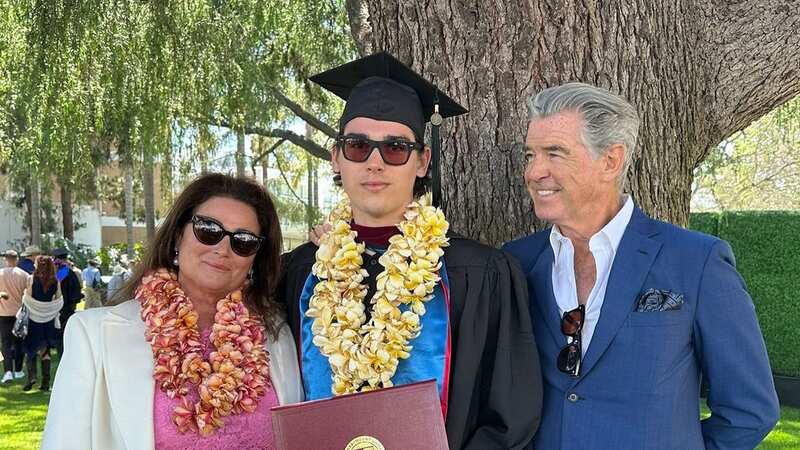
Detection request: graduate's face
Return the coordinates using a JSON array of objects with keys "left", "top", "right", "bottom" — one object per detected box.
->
[
  {"left": 333, "top": 117, "right": 431, "bottom": 226},
  {"left": 524, "top": 111, "right": 621, "bottom": 235}
]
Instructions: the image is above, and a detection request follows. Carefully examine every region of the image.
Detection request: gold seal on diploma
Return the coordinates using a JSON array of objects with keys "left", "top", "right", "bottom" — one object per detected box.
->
[{"left": 344, "top": 435, "right": 385, "bottom": 450}]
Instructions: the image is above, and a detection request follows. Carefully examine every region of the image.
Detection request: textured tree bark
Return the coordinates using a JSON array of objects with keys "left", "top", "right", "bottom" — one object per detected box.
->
[
  {"left": 124, "top": 162, "right": 135, "bottom": 259},
  {"left": 142, "top": 148, "right": 156, "bottom": 241},
  {"left": 60, "top": 183, "right": 74, "bottom": 241},
  {"left": 236, "top": 130, "right": 247, "bottom": 177},
  {"left": 306, "top": 153, "right": 315, "bottom": 231},
  {"left": 346, "top": 0, "right": 375, "bottom": 55},
  {"left": 346, "top": 0, "right": 800, "bottom": 245},
  {"left": 161, "top": 126, "right": 174, "bottom": 206},
  {"left": 30, "top": 180, "right": 41, "bottom": 246},
  {"left": 306, "top": 124, "right": 314, "bottom": 230}
]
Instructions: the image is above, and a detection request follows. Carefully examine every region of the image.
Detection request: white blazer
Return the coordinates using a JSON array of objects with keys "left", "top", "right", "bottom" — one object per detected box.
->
[{"left": 41, "top": 300, "right": 304, "bottom": 450}]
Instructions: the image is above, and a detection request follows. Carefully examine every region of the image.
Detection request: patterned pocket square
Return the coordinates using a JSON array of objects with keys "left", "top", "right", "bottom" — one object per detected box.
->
[{"left": 636, "top": 289, "right": 684, "bottom": 312}]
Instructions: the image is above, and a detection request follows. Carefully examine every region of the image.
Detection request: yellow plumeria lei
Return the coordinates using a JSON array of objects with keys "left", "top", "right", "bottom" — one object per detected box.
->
[{"left": 307, "top": 192, "right": 449, "bottom": 395}]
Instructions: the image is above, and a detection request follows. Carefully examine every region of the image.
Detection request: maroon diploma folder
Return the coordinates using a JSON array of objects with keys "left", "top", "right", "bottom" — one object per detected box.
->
[{"left": 271, "top": 379, "right": 449, "bottom": 450}]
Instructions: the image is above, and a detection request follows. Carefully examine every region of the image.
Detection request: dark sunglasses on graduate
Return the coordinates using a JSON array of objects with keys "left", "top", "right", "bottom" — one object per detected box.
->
[
  {"left": 336, "top": 135, "right": 424, "bottom": 166},
  {"left": 557, "top": 304, "right": 585, "bottom": 377},
  {"left": 191, "top": 215, "right": 264, "bottom": 257}
]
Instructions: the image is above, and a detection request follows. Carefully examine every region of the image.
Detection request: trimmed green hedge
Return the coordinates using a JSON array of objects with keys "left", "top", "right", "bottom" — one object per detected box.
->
[{"left": 689, "top": 211, "right": 800, "bottom": 377}]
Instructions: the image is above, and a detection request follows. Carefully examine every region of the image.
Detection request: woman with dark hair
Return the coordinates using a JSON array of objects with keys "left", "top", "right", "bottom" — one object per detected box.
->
[
  {"left": 21, "top": 255, "right": 62, "bottom": 392},
  {"left": 43, "top": 173, "right": 302, "bottom": 450}
]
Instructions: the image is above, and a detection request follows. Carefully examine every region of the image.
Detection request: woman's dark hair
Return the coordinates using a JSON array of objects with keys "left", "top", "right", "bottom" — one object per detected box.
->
[
  {"left": 113, "top": 173, "right": 283, "bottom": 336},
  {"left": 33, "top": 255, "right": 57, "bottom": 292}
]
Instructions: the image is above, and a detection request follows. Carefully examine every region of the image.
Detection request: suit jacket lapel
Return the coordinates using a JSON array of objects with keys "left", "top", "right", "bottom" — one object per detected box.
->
[
  {"left": 576, "top": 208, "right": 662, "bottom": 379},
  {"left": 102, "top": 301, "right": 155, "bottom": 450},
  {"left": 527, "top": 246, "right": 563, "bottom": 346}
]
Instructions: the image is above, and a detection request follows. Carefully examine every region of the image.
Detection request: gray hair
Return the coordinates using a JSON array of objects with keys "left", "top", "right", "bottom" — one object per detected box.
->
[{"left": 526, "top": 82, "right": 639, "bottom": 192}]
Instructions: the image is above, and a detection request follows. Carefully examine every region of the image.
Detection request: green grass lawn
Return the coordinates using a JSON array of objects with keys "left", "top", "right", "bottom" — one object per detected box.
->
[
  {"left": 1, "top": 354, "right": 798, "bottom": 450},
  {"left": 0, "top": 356, "right": 55, "bottom": 450},
  {"left": 701, "top": 401, "right": 800, "bottom": 449},
  {"left": 761, "top": 406, "right": 800, "bottom": 450}
]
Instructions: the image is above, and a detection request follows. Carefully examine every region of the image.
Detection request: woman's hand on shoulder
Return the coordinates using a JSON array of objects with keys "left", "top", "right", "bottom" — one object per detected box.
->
[{"left": 308, "top": 223, "right": 332, "bottom": 246}]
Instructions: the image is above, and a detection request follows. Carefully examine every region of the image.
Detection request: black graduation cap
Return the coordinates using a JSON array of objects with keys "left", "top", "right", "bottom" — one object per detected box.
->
[
  {"left": 310, "top": 51, "right": 468, "bottom": 207},
  {"left": 51, "top": 248, "right": 69, "bottom": 258}
]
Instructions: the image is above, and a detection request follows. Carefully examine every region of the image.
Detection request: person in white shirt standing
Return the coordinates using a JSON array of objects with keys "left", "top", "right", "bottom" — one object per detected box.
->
[
  {"left": 81, "top": 259, "right": 103, "bottom": 309},
  {"left": 0, "top": 250, "right": 31, "bottom": 383},
  {"left": 106, "top": 263, "right": 130, "bottom": 302}
]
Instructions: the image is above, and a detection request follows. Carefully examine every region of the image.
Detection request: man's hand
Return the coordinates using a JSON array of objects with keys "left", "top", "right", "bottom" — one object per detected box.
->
[{"left": 308, "top": 223, "right": 332, "bottom": 246}]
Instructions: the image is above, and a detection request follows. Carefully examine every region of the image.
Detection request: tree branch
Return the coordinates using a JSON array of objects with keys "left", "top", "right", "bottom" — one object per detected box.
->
[
  {"left": 203, "top": 116, "right": 331, "bottom": 161},
  {"left": 705, "top": 0, "right": 800, "bottom": 138},
  {"left": 252, "top": 138, "right": 285, "bottom": 166},
  {"left": 267, "top": 87, "right": 338, "bottom": 138},
  {"left": 274, "top": 151, "right": 309, "bottom": 207}
]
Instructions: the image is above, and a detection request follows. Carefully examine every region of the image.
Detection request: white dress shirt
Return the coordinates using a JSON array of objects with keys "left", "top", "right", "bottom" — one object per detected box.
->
[{"left": 549, "top": 196, "right": 634, "bottom": 355}]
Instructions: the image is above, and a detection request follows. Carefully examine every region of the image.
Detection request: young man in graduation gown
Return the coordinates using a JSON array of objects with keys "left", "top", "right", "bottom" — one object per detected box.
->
[
  {"left": 278, "top": 52, "right": 543, "bottom": 450},
  {"left": 51, "top": 248, "right": 83, "bottom": 357}
]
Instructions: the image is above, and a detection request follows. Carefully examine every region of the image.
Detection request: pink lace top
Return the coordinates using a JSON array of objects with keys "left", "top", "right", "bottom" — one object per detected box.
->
[{"left": 153, "top": 328, "right": 280, "bottom": 450}]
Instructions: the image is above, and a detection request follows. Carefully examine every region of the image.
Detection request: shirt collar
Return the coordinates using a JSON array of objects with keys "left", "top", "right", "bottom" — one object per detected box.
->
[
  {"left": 598, "top": 195, "right": 634, "bottom": 254},
  {"left": 548, "top": 224, "right": 569, "bottom": 261},
  {"left": 548, "top": 195, "right": 634, "bottom": 259}
]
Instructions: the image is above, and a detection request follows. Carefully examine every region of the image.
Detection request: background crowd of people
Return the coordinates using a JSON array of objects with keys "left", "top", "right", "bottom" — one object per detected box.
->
[{"left": 0, "top": 244, "right": 133, "bottom": 391}]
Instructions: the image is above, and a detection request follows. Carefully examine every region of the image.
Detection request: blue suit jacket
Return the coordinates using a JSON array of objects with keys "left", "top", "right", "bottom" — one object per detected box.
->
[{"left": 503, "top": 207, "right": 779, "bottom": 450}]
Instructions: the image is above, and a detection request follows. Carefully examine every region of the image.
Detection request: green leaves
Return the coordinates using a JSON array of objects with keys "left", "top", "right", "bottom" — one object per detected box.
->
[
  {"left": 693, "top": 96, "right": 800, "bottom": 211},
  {"left": 1, "top": 0, "right": 353, "bottom": 228}
]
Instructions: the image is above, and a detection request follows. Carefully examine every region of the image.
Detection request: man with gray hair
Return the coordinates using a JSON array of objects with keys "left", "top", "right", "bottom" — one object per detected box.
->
[{"left": 503, "top": 82, "right": 778, "bottom": 449}]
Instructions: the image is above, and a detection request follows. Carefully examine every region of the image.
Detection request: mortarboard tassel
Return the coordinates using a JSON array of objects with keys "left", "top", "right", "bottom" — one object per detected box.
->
[{"left": 431, "top": 102, "right": 443, "bottom": 208}]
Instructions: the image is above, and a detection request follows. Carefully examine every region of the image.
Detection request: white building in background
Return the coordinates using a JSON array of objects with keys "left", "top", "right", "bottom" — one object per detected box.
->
[
  {"left": 0, "top": 199, "right": 27, "bottom": 249},
  {"left": 1, "top": 198, "right": 117, "bottom": 251},
  {"left": 0, "top": 166, "right": 161, "bottom": 252}
]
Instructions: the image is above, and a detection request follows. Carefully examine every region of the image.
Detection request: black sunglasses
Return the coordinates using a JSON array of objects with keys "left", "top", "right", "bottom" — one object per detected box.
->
[
  {"left": 335, "top": 135, "right": 424, "bottom": 166},
  {"left": 557, "top": 304, "right": 585, "bottom": 377},
  {"left": 191, "top": 215, "right": 264, "bottom": 257}
]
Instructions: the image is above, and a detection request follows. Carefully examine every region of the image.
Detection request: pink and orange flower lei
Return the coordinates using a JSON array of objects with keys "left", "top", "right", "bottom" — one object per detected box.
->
[{"left": 136, "top": 268, "right": 271, "bottom": 436}]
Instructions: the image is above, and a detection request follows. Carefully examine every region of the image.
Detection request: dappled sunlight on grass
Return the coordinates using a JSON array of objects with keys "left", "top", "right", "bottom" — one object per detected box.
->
[{"left": 0, "top": 375, "right": 51, "bottom": 450}]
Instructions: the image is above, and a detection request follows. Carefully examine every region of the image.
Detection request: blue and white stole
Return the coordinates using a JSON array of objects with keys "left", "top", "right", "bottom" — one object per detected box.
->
[{"left": 298, "top": 247, "right": 452, "bottom": 415}]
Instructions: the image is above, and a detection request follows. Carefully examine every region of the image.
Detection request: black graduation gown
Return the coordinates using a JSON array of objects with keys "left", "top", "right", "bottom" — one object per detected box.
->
[
  {"left": 278, "top": 234, "right": 543, "bottom": 450},
  {"left": 58, "top": 269, "right": 83, "bottom": 327}
]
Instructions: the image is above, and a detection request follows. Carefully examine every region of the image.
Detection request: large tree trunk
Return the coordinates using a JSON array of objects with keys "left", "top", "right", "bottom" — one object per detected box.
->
[
  {"left": 60, "top": 182, "right": 74, "bottom": 241},
  {"left": 123, "top": 162, "right": 135, "bottom": 259},
  {"left": 305, "top": 124, "right": 318, "bottom": 230},
  {"left": 142, "top": 146, "right": 156, "bottom": 241},
  {"left": 198, "top": 125, "right": 210, "bottom": 174},
  {"left": 161, "top": 125, "right": 174, "bottom": 206},
  {"left": 347, "top": 0, "right": 800, "bottom": 246},
  {"left": 262, "top": 149, "right": 270, "bottom": 185},
  {"left": 236, "top": 130, "right": 246, "bottom": 177},
  {"left": 30, "top": 180, "right": 41, "bottom": 246}
]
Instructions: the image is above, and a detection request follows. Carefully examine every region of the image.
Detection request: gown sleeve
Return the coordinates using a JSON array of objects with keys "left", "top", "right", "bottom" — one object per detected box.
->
[{"left": 455, "top": 249, "right": 543, "bottom": 450}]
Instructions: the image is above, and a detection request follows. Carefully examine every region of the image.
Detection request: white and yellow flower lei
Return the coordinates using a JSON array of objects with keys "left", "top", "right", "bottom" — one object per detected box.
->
[{"left": 307, "top": 192, "right": 449, "bottom": 395}]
